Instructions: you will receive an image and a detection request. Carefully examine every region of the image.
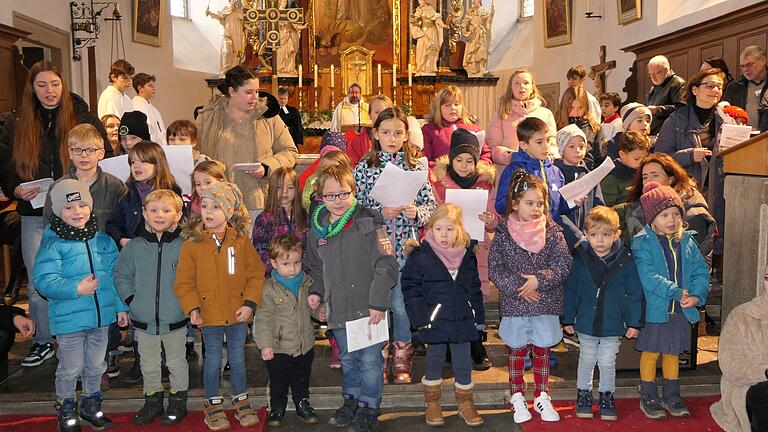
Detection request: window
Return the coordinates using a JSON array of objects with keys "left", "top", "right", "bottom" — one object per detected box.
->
[
  {"left": 520, "top": 0, "right": 534, "bottom": 19},
  {"left": 170, "top": 0, "right": 189, "bottom": 18}
]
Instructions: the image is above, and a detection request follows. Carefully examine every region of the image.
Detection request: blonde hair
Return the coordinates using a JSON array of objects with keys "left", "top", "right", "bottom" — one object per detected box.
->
[
  {"left": 368, "top": 94, "right": 394, "bottom": 115},
  {"left": 430, "top": 85, "right": 469, "bottom": 126},
  {"left": 67, "top": 124, "right": 104, "bottom": 150},
  {"left": 651, "top": 209, "right": 687, "bottom": 242},
  {"left": 498, "top": 69, "right": 546, "bottom": 120},
  {"left": 268, "top": 234, "right": 304, "bottom": 260},
  {"left": 314, "top": 164, "right": 357, "bottom": 196},
  {"left": 144, "top": 189, "right": 184, "bottom": 213},
  {"left": 191, "top": 160, "right": 229, "bottom": 199},
  {"left": 426, "top": 204, "right": 471, "bottom": 248},
  {"left": 584, "top": 206, "right": 619, "bottom": 232}
]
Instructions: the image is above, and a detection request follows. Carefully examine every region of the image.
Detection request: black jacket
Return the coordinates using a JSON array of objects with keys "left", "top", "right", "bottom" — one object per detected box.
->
[
  {"left": 278, "top": 104, "right": 304, "bottom": 145},
  {"left": 105, "top": 181, "right": 183, "bottom": 247},
  {"left": 0, "top": 305, "right": 25, "bottom": 333},
  {"left": 644, "top": 74, "right": 686, "bottom": 135},
  {"left": 722, "top": 70, "right": 768, "bottom": 132}
]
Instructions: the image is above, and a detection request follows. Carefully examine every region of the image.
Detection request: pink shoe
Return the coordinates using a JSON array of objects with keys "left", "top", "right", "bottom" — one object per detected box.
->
[{"left": 329, "top": 337, "right": 342, "bottom": 369}]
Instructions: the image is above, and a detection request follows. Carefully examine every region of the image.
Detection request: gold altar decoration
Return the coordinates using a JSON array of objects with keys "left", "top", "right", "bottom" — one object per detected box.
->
[
  {"left": 242, "top": 0, "right": 305, "bottom": 72},
  {"left": 447, "top": 0, "right": 464, "bottom": 53},
  {"left": 340, "top": 45, "right": 375, "bottom": 97}
]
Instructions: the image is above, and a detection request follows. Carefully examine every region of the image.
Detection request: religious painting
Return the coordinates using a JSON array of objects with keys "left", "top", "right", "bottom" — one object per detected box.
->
[
  {"left": 542, "top": 0, "right": 571, "bottom": 48},
  {"left": 537, "top": 82, "right": 560, "bottom": 112},
  {"left": 133, "top": 0, "right": 164, "bottom": 46},
  {"left": 617, "top": 0, "right": 641, "bottom": 25}
]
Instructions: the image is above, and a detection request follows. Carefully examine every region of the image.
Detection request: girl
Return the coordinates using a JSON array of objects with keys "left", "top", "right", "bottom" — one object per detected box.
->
[
  {"left": 401, "top": 204, "right": 485, "bottom": 427},
  {"left": 556, "top": 86, "right": 602, "bottom": 169},
  {"left": 167, "top": 120, "right": 209, "bottom": 165},
  {"left": 632, "top": 181, "right": 709, "bottom": 420},
  {"left": 101, "top": 114, "right": 122, "bottom": 156},
  {"left": 190, "top": 160, "right": 229, "bottom": 215},
  {"left": 174, "top": 182, "right": 264, "bottom": 430},
  {"left": 346, "top": 95, "right": 394, "bottom": 166},
  {"left": 354, "top": 107, "right": 436, "bottom": 384},
  {"left": 604, "top": 103, "right": 652, "bottom": 161},
  {"left": 489, "top": 169, "right": 572, "bottom": 424}
]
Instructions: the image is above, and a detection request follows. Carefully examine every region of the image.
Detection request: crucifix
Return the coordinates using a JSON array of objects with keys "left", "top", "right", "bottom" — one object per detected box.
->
[
  {"left": 243, "top": 0, "right": 305, "bottom": 94},
  {"left": 589, "top": 45, "right": 616, "bottom": 96}
]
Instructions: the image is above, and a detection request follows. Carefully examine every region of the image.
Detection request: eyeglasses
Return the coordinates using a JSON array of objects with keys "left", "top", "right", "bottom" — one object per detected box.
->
[
  {"left": 322, "top": 191, "right": 352, "bottom": 201},
  {"left": 377, "top": 130, "right": 407, "bottom": 140},
  {"left": 69, "top": 147, "right": 102, "bottom": 155},
  {"left": 699, "top": 82, "right": 723, "bottom": 91},
  {"left": 739, "top": 59, "right": 764, "bottom": 70}
]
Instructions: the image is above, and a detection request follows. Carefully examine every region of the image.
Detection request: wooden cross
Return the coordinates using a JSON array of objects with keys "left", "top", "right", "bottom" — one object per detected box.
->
[{"left": 589, "top": 45, "right": 616, "bottom": 96}]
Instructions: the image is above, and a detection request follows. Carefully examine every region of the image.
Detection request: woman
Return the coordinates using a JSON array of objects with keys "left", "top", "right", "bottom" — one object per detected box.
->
[
  {"left": 555, "top": 86, "right": 602, "bottom": 168},
  {"left": 485, "top": 69, "right": 557, "bottom": 166},
  {"left": 701, "top": 57, "right": 733, "bottom": 85},
  {"left": 100, "top": 114, "right": 122, "bottom": 156},
  {"left": 0, "top": 60, "right": 111, "bottom": 368},
  {"left": 196, "top": 65, "right": 298, "bottom": 214}
]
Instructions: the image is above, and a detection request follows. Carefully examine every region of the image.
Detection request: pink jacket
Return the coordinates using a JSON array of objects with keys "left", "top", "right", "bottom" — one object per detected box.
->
[
  {"left": 485, "top": 100, "right": 557, "bottom": 165},
  {"left": 421, "top": 120, "right": 492, "bottom": 164}
]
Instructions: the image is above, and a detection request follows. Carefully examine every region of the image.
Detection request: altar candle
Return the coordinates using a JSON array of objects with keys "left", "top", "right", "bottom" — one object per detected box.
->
[
  {"left": 330, "top": 64, "right": 335, "bottom": 88},
  {"left": 298, "top": 64, "right": 303, "bottom": 88},
  {"left": 313, "top": 65, "right": 318, "bottom": 87},
  {"left": 393, "top": 64, "right": 397, "bottom": 87},
  {"left": 408, "top": 64, "right": 413, "bottom": 86},
  {"left": 378, "top": 64, "right": 382, "bottom": 88}
]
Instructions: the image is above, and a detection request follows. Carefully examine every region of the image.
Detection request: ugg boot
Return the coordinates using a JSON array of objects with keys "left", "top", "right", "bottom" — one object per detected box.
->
[
  {"left": 329, "top": 336, "right": 342, "bottom": 369},
  {"left": 638, "top": 381, "right": 667, "bottom": 420},
  {"left": 232, "top": 393, "right": 259, "bottom": 427},
  {"left": 381, "top": 341, "right": 391, "bottom": 382},
  {"left": 162, "top": 389, "right": 188, "bottom": 425},
  {"left": 392, "top": 342, "right": 414, "bottom": 384},
  {"left": 422, "top": 377, "right": 444, "bottom": 426},
  {"left": 56, "top": 398, "right": 81, "bottom": 432},
  {"left": 455, "top": 382, "right": 483, "bottom": 426},
  {"left": 203, "top": 396, "right": 230, "bottom": 431},
  {"left": 133, "top": 391, "right": 164, "bottom": 425},
  {"left": 661, "top": 378, "right": 690, "bottom": 417},
  {"left": 78, "top": 391, "right": 112, "bottom": 430}
]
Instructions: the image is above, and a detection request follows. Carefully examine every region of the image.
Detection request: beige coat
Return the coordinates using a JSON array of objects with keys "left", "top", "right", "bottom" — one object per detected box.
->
[
  {"left": 711, "top": 294, "right": 768, "bottom": 431},
  {"left": 253, "top": 276, "right": 315, "bottom": 356},
  {"left": 196, "top": 95, "right": 298, "bottom": 209}
]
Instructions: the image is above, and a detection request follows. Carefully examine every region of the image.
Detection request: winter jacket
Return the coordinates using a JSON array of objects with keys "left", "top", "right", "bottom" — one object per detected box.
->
[
  {"left": 401, "top": 241, "right": 485, "bottom": 344},
  {"left": 114, "top": 227, "right": 188, "bottom": 335},
  {"left": 644, "top": 73, "right": 686, "bottom": 134},
  {"left": 600, "top": 159, "right": 636, "bottom": 207},
  {"left": 489, "top": 217, "right": 572, "bottom": 317},
  {"left": 346, "top": 130, "right": 372, "bottom": 166},
  {"left": 722, "top": 70, "right": 768, "bottom": 132},
  {"left": 105, "top": 181, "right": 183, "bottom": 245},
  {"left": 306, "top": 205, "right": 399, "bottom": 329},
  {"left": 278, "top": 104, "right": 304, "bottom": 146},
  {"left": 43, "top": 166, "right": 127, "bottom": 232},
  {"left": 421, "top": 120, "right": 492, "bottom": 164},
  {"left": 554, "top": 160, "right": 604, "bottom": 231},
  {"left": 173, "top": 220, "right": 265, "bottom": 328},
  {"left": 0, "top": 93, "right": 112, "bottom": 216},
  {"left": 32, "top": 227, "right": 127, "bottom": 336},
  {"left": 485, "top": 100, "right": 558, "bottom": 164},
  {"left": 562, "top": 240, "right": 645, "bottom": 337},
  {"left": 251, "top": 208, "right": 308, "bottom": 276},
  {"left": 710, "top": 294, "right": 768, "bottom": 432},
  {"left": 604, "top": 131, "right": 622, "bottom": 161},
  {"left": 495, "top": 150, "right": 570, "bottom": 219},
  {"left": 354, "top": 152, "right": 436, "bottom": 267},
  {"left": 253, "top": 275, "right": 315, "bottom": 356},
  {"left": 631, "top": 226, "right": 709, "bottom": 324}
]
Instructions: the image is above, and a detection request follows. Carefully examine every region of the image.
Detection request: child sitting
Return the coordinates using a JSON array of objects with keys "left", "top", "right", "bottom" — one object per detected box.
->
[
  {"left": 167, "top": 120, "right": 210, "bottom": 165},
  {"left": 600, "top": 131, "right": 650, "bottom": 207},
  {"left": 554, "top": 124, "right": 604, "bottom": 231}
]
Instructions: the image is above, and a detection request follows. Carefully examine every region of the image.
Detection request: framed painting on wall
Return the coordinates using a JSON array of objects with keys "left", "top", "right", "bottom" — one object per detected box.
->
[
  {"left": 133, "top": 0, "right": 164, "bottom": 47},
  {"left": 542, "top": 0, "right": 571, "bottom": 48},
  {"left": 537, "top": 82, "right": 561, "bottom": 112},
  {"left": 618, "top": 0, "right": 642, "bottom": 25}
]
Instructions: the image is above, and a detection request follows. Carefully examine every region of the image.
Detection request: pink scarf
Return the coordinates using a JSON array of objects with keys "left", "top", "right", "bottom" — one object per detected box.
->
[
  {"left": 424, "top": 231, "right": 466, "bottom": 272},
  {"left": 507, "top": 213, "right": 546, "bottom": 253}
]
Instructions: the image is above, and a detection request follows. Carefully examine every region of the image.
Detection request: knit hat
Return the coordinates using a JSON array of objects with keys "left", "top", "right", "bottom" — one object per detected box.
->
[
  {"left": 555, "top": 124, "right": 587, "bottom": 157},
  {"left": 200, "top": 182, "right": 244, "bottom": 221},
  {"left": 449, "top": 128, "right": 480, "bottom": 162},
  {"left": 50, "top": 179, "right": 93, "bottom": 218},
  {"left": 321, "top": 130, "right": 347, "bottom": 152},
  {"left": 119, "top": 111, "right": 151, "bottom": 141},
  {"left": 722, "top": 104, "right": 749, "bottom": 124},
  {"left": 640, "top": 181, "right": 684, "bottom": 224},
  {"left": 319, "top": 145, "right": 342, "bottom": 157},
  {"left": 621, "top": 103, "right": 652, "bottom": 131}
]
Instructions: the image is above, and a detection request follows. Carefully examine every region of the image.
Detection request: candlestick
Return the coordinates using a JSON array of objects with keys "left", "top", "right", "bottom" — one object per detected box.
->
[
  {"left": 408, "top": 64, "right": 413, "bottom": 87},
  {"left": 393, "top": 64, "right": 397, "bottom": 88},
  {"left": 330, "top": 65, "right": 335, "bottom": 88},
  {"left": 313, "top": 65, "right": 318, "bottom": 88},
  {"left": 298, "top": 64, "right": 302, "bottom": 88},
  {"left": 377, "top": 64, "right": 382, "bottom": 89},
  {"left": 313, "top": 87, "right": 319, "bottom": 115}
]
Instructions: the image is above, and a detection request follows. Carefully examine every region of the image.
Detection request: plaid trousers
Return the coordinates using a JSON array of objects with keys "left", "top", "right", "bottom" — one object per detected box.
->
[{"left": 507, "top": 344, "right": 551, "bottom": 397}]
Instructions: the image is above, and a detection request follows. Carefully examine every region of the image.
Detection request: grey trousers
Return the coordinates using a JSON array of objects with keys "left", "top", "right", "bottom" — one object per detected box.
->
[{"left": 136, "top": 328, "right": 189, "bottom": 394}]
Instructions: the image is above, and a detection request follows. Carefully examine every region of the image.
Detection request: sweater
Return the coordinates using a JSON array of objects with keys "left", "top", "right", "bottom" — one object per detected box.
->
[
  {"left": 485, "top": 99, "right": 558, "bottom": 164},
  {"left": 253, "top": 275, "right": 316, "bottom": 356}
]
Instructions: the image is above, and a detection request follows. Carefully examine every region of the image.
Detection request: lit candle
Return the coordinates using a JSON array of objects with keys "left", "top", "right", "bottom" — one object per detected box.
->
[
  {"left": 377, "top": 64, "right": 382, "bottom": 88},
  {"left": 393, "top": 64, "right": 397, "bottom": 87},
  {"left": 298, "top": 64, "right": 303, "bottom": 88},
  {"left": 408, "top": 64, "right": 413, "bottom": 86},
  {"left": 586, "top": 0, "right": 591, "bottom": 11},
  {"left": 313, "top": 65, "right": 318, "bottom": 88},
  {"left": 330, "top": 64, "right": 335, "bottom": 88}
]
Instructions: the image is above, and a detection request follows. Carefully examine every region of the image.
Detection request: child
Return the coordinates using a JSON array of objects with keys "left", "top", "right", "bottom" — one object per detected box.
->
[
  {"left": 605, "top": 103, "right": 652, "bottom": 160},
  {"left": 562, "top": 206, "right": 644, "bottom": 421},
  {"left": 347, "top": 95, "right": 394, "bottom": 166},
  {"left": 401, "top": 204, "right": 485, "bottom": 427},
  {"left": 174, "top": 182, "right": 264, "bottom": 430},
  {"left": 306, "top": 164, "right": 399, "bottom": 431},
  {"left": 600, "top": 131, "right": 650, "bottom": 207},
  {"left": 599, "top": 92, "right": 623, "bottom": 141},
  {"left": 489, "top": 170, "right": 572, "bottom": 424},
  {"left": 167, "top": 120, "right": 210, "bottom": 165},
  {"left": 254, "top": 235, "right": 319, "bottom": 427},
  {"left": 119, "top": 110, "right": 151, "bottom": 154},
  {"left": 302, "top": 147, "right": 352, "bottom": 213},
  {"left": 253, "top": 167, "right": 308, "bottom": 276},
  {"left": 33, "top": 180, "right": 129, "bottom": 432},
  {"left": 298, "top": 131, "right": 347, "bottom": 192},
  {"left": 554, "top": 124, "right": 604, "bottom": 231},
  {"left": 100, "top": 114, "right": 122, "bottom": 156},
  {"left": 632, "top": 182, "right": 709, "bottom": 420},
  {"left": 189, "top": 160, "right": 228, "bottom": 215},
  {"left": 354, "top": 106, "right": 436, "bottom": 384},
  {"left": 114, "top": 190, "right": 189, "bottom": 426},
  {"left": 556, "top": 86, "right": 603, "bottom": 168},
  {"left": 98, "top": 59, "right": 134, "bottom": 118}
]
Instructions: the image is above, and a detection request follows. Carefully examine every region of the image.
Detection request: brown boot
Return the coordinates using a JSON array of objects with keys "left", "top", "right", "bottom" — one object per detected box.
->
[
  {"left": 231, "top": 393, "right": 259, "bottom": 427},
  {"left": 382, "top": 342, "right": 391, "bottom": 382},
  {"left": 203, "top": 397, "right": 230, "bottom": 431},
  {"left": 422, "top": 377, "right": 445, "bottom": 426},
  {"left": 455, "top": 382, "right": 483, "bottom": 427},
  {"left": 392, "top": 342, "right": 414, "bottom": 384}
]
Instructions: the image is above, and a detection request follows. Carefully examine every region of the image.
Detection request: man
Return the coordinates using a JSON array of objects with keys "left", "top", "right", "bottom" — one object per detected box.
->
[
  {"left": 723, "top": 45, "right": 768, "bottom": 132},
  {"left": 98, "top": 59, "right": 135, "bottom": 119},
  {"left": 643, "top": 55, "right": 686, "bottom": 135},
  {"left": 330, "top": 83, "right": 370, "bottom": 132},
  {"left": 131, "top": 73, "right": 167, "bottom": 145},
  {"left": 567, "top": 65, "right": 602, "bottom": 120},
  {"left": 277, "top": 87, "right": 304, "bottom": 146},
  {"left": 0, "top": 304, "right": 34, "bottom": 381}
]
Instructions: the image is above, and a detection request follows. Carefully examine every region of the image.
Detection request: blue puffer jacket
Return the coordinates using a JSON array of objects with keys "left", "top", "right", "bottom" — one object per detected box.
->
[
  {"left": 32, "top": 227, "right": 127, "bottom": 336},
  {"left": 631, "top": 226, "right": 709, "bottom": 324},
  {"left": 401, "top": 240, "right": 485, "bottom": 344},
  {"left": 496, "top": 150, "right": 570, "bottom": 219}
]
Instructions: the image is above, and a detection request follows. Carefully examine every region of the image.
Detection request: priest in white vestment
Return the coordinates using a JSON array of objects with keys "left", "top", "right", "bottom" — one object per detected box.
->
[{"left": 330, "top": 83, "right": 370, "bottom": 132}]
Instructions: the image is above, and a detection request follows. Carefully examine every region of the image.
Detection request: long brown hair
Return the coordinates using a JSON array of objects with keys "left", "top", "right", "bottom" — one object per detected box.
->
[
  {"left": 498, "top": 69, "right": 546, "bottom": 120},
  {"left": 555, "top": 86, "right": 601, "bottom": 132},
  {"left": 13, "top": 61, "right": 79, "bottom": 181},
  {"left": 128, "top": 141, "right": 177, "bottom": 190},
  {"left": 264, "top": 167, "right": 307, "bottom": 231},
  {"left": 364, "top": 107, "right": 420, "bottom": 169},
  {"left": 627, "top": 153, "right": 698, "bottom": 202}
]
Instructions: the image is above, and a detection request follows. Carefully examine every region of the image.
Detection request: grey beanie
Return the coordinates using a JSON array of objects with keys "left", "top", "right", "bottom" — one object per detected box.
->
[{"left": 50, "top": 179, "right": 93, "bottom": 218}]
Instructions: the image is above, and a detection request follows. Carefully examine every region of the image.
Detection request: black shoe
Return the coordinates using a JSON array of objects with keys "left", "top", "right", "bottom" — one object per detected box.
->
[
  {"left": 22, "top": 342, "right": 55, "bottom": 367},
  {"left": 329, "top": 394, "right": 358, "bottom": 427},
  {"left": 161, "top": 390, "right": 188, "bottom": 425},
  {"left": 268, "top": 404, "right": 286, "bottom": 427},
  {"left": 470, "top": 338, "right": 492, "bottom": 371},
  {"left": 79, "top": 391, "right": 112, "bottom": 430},
  {"left": 134, "top": 391, "right": 164, "bottom": 425},
  {"left": 105, "top": 352, "right": 120, "bottom": 378},
  {"left": 56, "top": 398, "right": 81, "bottom": 432},
  {"left": 296, "top": 398, "right": 319, "bottom": 424},
  {"left": 122, "top": 341, "right": 142, "bottom": 385},
  {"left": 575, "top": 388, "right": 594, "bottom": 418},
  {"left": 599, "top": 391, "right": 617, "bottom": 421},
  {"left": 185, "top": 341, "right": 197, "bottom": 360},
  {"left": 354, "top": 403, "right": 379, "bottom": 432}
]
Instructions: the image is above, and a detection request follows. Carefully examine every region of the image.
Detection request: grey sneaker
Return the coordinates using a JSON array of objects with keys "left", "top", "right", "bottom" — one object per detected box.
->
[
  {"left": 22, "top": 342, "right": 55, "bottom": 367},
  {"left": 638, "top": 381, "right": 667, "bottom": 420}
]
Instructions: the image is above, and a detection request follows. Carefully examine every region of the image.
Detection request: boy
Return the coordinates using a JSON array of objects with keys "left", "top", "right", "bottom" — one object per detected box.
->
[
  {"left": 131, "top": 73, "right": 167, "bottom": 145},
  {"left": 600, "top": 131, "right": 650, "bottom": 207},
  {"left": 254, "top": 235, "right": 319, "bottom": 427},
  {"left": 114, "top": 190, "right": 189, "bottom": 426},
  {"left": 306, "top": 165, "right": 399, "bottom": 432},
  {"left": 599, "top": 92, "right": 622, "bottom": 141},
  {"left": 33, "top": 180, "right": 129, "bottom": 432},
  {"left": 167, "top": 120, "right": 209, "bottom": 165},
  {"left": 98, "top": 59, "right": 135, "bottom": 118},
  {"left": 119, "top": 110, "right": 151, "bottom": 153},
  {"left": 562, "top": 206, "right": 644, "bottom": 421}
]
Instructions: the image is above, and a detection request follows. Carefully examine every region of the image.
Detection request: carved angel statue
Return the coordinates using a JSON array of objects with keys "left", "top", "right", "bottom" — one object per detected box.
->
[
  {"left": 462, "top": 0, "right": 494, "bottom": 77},
  {"left": 411, "top": 0, "right": 447, "bottom": 76},
  {"left": 206, "top": 0, "right": 245, "bottom": 75}
]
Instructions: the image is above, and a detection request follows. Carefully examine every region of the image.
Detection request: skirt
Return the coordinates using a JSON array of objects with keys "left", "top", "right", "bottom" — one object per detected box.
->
[
  {"left": 635, "top": 306, "right": 692, "bottom": 355},
  {"left": 498, "top": 315, "right": 562, "bottom": 349}
]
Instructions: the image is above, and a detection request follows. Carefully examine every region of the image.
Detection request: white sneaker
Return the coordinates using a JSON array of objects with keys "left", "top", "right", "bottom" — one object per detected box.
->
[
  {"left": 534, "top": 392, "right": 560, "bottom": 422},
  {"left": 509, "top": 392, "right": 532, "bottom": 423}
]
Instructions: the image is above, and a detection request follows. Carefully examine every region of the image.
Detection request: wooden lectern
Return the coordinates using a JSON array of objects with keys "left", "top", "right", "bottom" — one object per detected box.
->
[{"left": 719, "top": 131, "right": 768, "bottom": 323}]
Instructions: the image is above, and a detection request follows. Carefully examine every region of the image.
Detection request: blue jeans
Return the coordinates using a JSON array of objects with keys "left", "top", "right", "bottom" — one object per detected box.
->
[
  {"left": 334, "top": 328, "right": 384, "bottom": 409},
  {"left": 21, "top": 216, "right": 52, "bottom": 345},
  {"left": 425, "top": 342, "right": 472, "bottom": 385},
  {"left": 55, "top": 327, "right": 108, "bottom": 400},
  {"left": 576, "top": 333, "right": 621, "bottom": 392},
  {"left": 389, "top": 274, "right": 411, "bottom": 343},
  {"left": 201, "top": 323, "right": 248, "bottom": 399}
]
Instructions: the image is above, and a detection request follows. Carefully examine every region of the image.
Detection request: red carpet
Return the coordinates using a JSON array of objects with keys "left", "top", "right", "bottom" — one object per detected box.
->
[{"left": 519, "top": 396, "right": 724, "bottom": 431}]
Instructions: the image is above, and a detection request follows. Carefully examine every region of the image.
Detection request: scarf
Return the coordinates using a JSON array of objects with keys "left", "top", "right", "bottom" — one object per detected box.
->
[
  {"left": 272, "top": 271, "right": 305, "bottom": 298},
  {"left": 507, "top": 213, "right": 546, "bottom": 253},
  {"left": 49, "top": 214, "right": 98, "bottom": 241},
  {"left": 447, "top": 165, "right": 479, "bottom": 189},
  {"left": 424, "top": 231, "right": 466, "bottom": 272},
  {"left": 135, "top": 181, "right": 153, "bottom": 204}
]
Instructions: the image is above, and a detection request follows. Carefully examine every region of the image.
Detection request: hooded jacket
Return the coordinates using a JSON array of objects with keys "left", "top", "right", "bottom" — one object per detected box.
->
[
  {"left": 105, "top": 181, "right": 183, "bottom": 246},
  {"left": 495, "top": 150, "right": 569, "bottom": 219}
]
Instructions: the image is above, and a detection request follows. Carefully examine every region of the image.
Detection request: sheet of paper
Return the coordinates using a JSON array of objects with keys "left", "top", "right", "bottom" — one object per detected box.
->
[
  {"left": 99, "top": 154, "right": 130, "bottom": 183},
  {"left": 21, "top": 178, "right": 54, "bottom": 209},
  {"left": 560, "top": 157, "right": 616, "bottom": 206},
  {"left": 472, "top": 130, "right": 486, "bottom": 146},
  {"left": 369, "top": 162, "right": 428, "bottom": 207},
  {"left": 718, "top": 124, "right": 753, "bottom": 151},
  {"left": 232, "top": 162, "right": 263, "bottom": 171},
  {"left": 164, "top": 145, "right": 195, "bottom": 195},
  {"left": 345, "top": 315, "right": 389, "bottom": 353},
  {"left": 445, "top": 188, "right": 489, "bottom": 240}
]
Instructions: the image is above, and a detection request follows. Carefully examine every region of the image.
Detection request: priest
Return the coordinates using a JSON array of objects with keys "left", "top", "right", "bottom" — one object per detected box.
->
[{"left": 330, "top": 83, "right": 370, "bottom": 132}]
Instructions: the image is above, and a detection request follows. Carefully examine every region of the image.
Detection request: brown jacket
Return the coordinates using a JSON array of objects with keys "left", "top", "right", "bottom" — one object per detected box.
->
[
  {"left": 711, "top": 294, "right": 768, "bottom": 431},
  {"left": 196, "top": 95, "right": 298, "bottom": 210},
  {"left": 253, "top": 275, "right": 315, "bottom": 356},
  {"left": 173, "top": 217, "right": 265, "bottom": 327}
]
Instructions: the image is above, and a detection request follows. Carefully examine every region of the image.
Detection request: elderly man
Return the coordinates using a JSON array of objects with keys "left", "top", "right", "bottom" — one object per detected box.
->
[
  {"left": 723, "top": 45, "right": 768, "bottom": 132},
  {"left": 644, "top": 55, "right": 686, "bottom": 134},
  {"left": 330, "top": 83, "right": 370, "bottom": 132}
]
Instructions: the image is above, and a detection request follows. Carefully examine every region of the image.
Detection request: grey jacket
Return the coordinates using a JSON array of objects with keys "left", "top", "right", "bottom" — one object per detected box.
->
[
  {"left": 307, "top": 205, "right": 399, "bottom": 329},
  {"left": 253, "top": 275, "right": 316, "bottom": 356}
]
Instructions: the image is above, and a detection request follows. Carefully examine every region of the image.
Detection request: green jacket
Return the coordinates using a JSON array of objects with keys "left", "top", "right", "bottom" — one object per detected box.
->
[{"left": 253, "top": 275, "right": 315, "bottom": 356}]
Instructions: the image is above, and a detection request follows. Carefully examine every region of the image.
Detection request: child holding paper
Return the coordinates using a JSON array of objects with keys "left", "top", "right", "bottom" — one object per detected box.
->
[
  {"left": 554, "top": 124, "right": 604, "bottom": 232},
  {"left": 353, "top": 107, "right": 436, "bottom": 384},
  {"left": 167, "top": 120, "right": 210, "bottom": 165},
  {"left": 600, "top": 131, "right": 650, "bottom": 207}
]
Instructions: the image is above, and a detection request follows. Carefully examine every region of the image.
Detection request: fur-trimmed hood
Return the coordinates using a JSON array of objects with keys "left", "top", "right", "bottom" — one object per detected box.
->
[
  {"left": 431, "top": 155, "right": 496, "bottom": 185},
  {"left": 181, "top": 213, "right": 251, "bottom": 242}
]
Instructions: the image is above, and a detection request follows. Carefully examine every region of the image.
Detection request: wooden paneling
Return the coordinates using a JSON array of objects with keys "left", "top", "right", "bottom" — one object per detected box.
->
[{"left": 0, "top": 24, "right": 30, "bottom": 113}]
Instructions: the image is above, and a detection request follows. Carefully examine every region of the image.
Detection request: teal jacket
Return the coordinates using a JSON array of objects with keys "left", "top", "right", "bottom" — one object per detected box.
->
[{"left": 631, "top": 226, "right": 709, "bottom": 324}]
